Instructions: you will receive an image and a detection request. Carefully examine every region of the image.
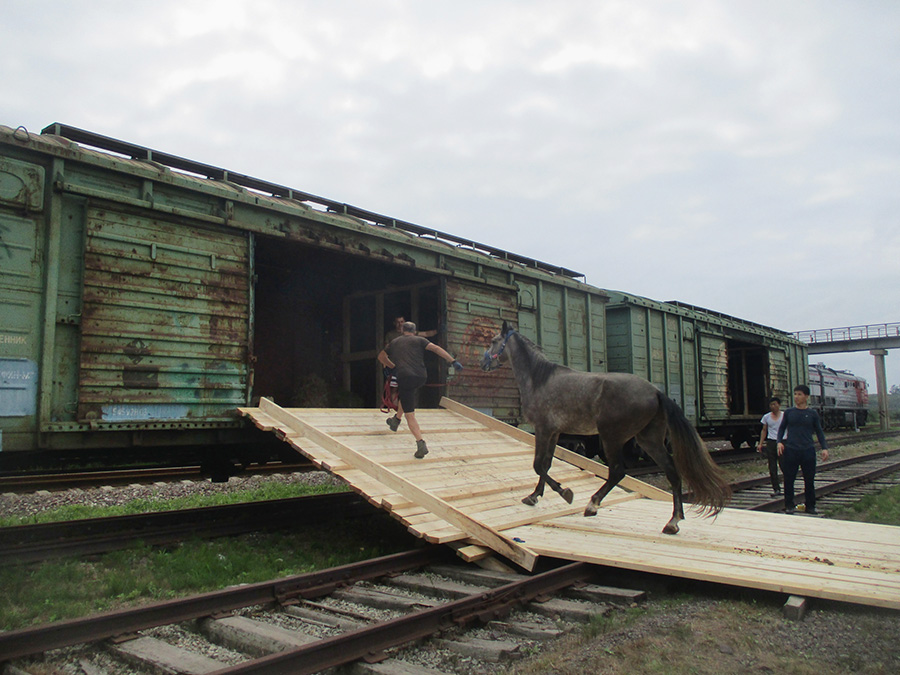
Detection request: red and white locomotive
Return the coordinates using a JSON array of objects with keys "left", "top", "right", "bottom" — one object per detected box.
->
[{"left": 807, "top": 363, "right": 869, "bottom": 429}]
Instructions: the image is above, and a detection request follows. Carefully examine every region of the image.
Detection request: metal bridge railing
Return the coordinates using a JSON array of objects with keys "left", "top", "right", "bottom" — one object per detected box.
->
[{"left": 794, "top": 322, "right": 900, "bottom": 345}]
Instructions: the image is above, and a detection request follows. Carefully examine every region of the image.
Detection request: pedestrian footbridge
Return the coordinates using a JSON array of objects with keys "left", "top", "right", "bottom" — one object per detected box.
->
[{"left": 242, "top": 397, "right": 900, "bottom": 610}]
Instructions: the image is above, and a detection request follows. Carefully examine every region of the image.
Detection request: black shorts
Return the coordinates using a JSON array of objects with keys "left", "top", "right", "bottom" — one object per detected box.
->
[{"left": 397, "top": 375, "right": 427, "bottom": 412}]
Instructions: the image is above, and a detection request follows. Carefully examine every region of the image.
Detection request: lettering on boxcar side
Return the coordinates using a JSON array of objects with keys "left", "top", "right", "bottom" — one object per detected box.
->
[{"left": 101, "top": 403, "right": 190, "bottom": 421}]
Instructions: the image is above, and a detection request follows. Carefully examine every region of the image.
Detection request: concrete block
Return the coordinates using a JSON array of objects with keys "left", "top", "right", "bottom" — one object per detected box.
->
[
  {"left": 388, "top": 573, "right": 490, "bottom": 599},
  {"left": 348, "top": 659, "right": 452, "bottom": 674},
  {"left": 200, "top": 615, "right": 317, "bottom": 657},
  {"left": 109, "top": 635, "right": 226, "bottom": 674},
  {"left": 527, "top": 597, "right": 609, "bottom": 623},
  {"left": 783, "top": 595, "right": 809, "bottom": 621},
  {"left": 435, "top": 636, "right": 522, "bottom": 662}
]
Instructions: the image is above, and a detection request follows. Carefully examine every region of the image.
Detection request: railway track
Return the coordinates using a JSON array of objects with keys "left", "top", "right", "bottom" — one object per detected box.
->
[
  {"left": 0, "top": 461, "right": 315, "bottom": 494},
  {"left": 727, "top": 447, "right": 900, "bottom": 512},
  {"left": 5, "top": 449, "right": 899, "bottom": 566},
  {"left": 3, "top": 431, "right": 894, "bottom": 494},
  {"left": 0, "top": 548, "right": 648, "bottom": 674},
  {"left": 0, "top": 492, "right": 368, "bottom": 564}
]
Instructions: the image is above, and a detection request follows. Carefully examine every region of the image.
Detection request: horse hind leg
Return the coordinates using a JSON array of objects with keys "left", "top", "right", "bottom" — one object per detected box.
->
[
  {"left": 584, "top": 436, "right": 627, "bottom": 516},
  {"left": 637, "top": 429, "right": 684, "bottom": 534}
]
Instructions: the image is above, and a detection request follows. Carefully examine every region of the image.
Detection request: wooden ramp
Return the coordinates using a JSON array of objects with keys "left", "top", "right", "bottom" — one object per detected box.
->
[{"left": 241, "top": 397, "right": 900, "bottom": 610}]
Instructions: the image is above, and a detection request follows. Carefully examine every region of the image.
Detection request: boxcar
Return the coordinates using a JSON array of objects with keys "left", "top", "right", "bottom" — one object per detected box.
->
[
  {"left": 604, "top": 293, "right": 807, "bottom": 449},
  {"left": 0, "top": 123, "right": 609, "bottom": 466}
]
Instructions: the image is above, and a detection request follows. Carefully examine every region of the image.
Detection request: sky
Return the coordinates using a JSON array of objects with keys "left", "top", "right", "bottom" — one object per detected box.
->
[{"left": 2, "top": 0, "right": 898, "bottom": 389}]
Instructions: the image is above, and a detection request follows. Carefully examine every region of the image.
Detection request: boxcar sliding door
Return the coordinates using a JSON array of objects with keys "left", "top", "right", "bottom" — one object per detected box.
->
[{"left": 76, "top": 208, "right": 251, "bottom": 424}]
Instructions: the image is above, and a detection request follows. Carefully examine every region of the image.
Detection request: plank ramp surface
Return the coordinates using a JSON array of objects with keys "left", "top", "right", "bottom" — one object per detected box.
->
[{"left": 241, "top": 398, "right": 900, "bottom": 610}]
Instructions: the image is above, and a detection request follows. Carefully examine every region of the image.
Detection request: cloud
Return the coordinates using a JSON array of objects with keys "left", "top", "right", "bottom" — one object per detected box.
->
[{"left": 2, "top": 0, "right": 898, "bottom": 387}]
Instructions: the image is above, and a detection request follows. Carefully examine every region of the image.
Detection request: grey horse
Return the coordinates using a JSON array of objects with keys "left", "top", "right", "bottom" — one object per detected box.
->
[{"left": 482, "top": 321, "right": 730, "bottom": 534}]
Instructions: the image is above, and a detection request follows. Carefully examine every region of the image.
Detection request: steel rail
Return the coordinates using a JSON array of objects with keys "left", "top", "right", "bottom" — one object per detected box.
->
[
  {"left": 748, "top": 458, "right": 900, "bottom": 512},
  {"left": 730, "top": 447, "right": 900, "bottom": 495},
  {"left": 0, "top": 492, "right": 366, "bottom": 564},
  {"left": 0, "top": 547, "right": 449, "bottom": 662},
  {"left": 211, "top": 561, "right": 595, "bottom": 675}
]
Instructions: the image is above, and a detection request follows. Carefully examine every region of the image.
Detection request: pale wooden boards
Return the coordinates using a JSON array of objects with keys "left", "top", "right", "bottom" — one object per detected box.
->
[{"left": 240, "top": 398, "right": 900, "bottom": 609}]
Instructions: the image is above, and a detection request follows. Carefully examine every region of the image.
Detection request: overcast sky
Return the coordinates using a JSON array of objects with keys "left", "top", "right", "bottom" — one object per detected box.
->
[{"left": 3, "top": 0, "right": 898, "bottom": 389}]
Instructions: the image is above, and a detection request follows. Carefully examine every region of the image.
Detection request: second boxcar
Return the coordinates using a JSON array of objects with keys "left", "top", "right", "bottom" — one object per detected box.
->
[{"left": 604, "top": 293, "right": 808, "bottom": 449}]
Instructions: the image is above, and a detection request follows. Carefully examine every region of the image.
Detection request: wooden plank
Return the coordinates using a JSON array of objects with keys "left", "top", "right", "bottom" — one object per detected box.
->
[
  {"left": 440, "top": 396, "right": 671, "bottom": 500},
  {"left": 258, "top": 398, "right": 539, "bottom": 571},
  {"left": 511, "top": 520, "right": 900, "bottom": 609},
  {"left": 240, "top": 403, "right": 900, "bottom": 610}
]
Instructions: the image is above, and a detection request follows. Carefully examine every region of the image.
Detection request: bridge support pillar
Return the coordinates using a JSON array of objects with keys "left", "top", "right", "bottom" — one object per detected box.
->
[{"left": 871, "top": 349, "right": 890, "bottom": 430}]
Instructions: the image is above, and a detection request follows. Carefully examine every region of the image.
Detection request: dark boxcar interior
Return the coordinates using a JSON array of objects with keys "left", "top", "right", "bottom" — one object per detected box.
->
[
  {"left": 252, "top": 235, "right": 442, "bottom": 409},
  {"left": 726, "top": 340, "right": 769, "bottom": 416}
]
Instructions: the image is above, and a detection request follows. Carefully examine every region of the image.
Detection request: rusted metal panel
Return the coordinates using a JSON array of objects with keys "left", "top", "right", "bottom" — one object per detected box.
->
[
  {"left": 444, "top": 278, "right": 518, "bottom": 421},
  {"left": 769, "top": 349, "right": 790, "bottom": 401},
  {"left": 0, "top": 156, "right": 44, "bottom": 211},
  {"left": 698, "top": 332, "right": 729, "bottom": 421},
  {"left": 77, "top": 208, "right": 250, "bottom": 422}
]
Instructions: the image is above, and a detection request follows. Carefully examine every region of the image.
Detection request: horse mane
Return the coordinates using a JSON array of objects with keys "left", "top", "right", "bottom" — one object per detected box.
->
[{"left": 511, "top": 332, "right": 560, "bottom": 389}]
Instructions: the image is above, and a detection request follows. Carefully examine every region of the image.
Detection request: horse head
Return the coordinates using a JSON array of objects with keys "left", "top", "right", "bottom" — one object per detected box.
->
[{"left": 481, "top": 321, "right": 516, "bottom": 371}]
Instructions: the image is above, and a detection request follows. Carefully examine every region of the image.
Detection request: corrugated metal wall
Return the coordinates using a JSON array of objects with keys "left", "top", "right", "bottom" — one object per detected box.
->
[
  {"left": 605, "top": 304, "right": 697, "bottom": 419},
  {"left": 77, "top": 208, "right": 250, "bottom": 422},
  {"left": 444, "top": 278, "right": 518, "bottom": 421},
  {"left": 514, "top": 279, "right": 605, "bottom": 372}
]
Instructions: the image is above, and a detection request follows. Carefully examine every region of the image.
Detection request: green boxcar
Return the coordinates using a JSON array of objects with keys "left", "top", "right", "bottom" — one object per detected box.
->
[
  {"left": 0, "top": 123, "right": 805, "bottom": 464},
  {"left": 0, "top": 123, "right": 609, "bottom": 459},
  {"left": 605, "top": 292, "right": 807, "bottom": 448}
]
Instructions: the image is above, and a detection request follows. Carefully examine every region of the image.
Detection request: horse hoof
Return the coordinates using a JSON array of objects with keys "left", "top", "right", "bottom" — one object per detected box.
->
[
  {"left": 584, "top": 504, "right": 597, "bottom": 517},
  {"left": 561, "top": 488, "right": 574, "bottom": 504},
  {"left": 662, "top": 523, "right": 680, "bottom": 535},
  {"left": 522, "top": 495, "right": 538, "bottom": 506}
]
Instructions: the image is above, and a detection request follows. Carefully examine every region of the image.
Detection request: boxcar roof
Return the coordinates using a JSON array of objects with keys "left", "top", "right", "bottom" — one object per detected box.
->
[
  {"left": 605, "top": 290, "right": 801, "bottom": 342},
  {"left": 4, "top": 122, "right": 591, "bottom": 285}
]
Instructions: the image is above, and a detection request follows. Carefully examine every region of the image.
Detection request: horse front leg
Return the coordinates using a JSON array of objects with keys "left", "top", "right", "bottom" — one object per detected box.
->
[{"left": 523, "top": 430, "right": 573, "bottom": 505}]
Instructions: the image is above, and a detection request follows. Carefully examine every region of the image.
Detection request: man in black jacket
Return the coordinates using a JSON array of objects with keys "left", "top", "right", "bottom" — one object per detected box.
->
[{"left": 777, "top": 385, "right": 829, "bottom": 515}]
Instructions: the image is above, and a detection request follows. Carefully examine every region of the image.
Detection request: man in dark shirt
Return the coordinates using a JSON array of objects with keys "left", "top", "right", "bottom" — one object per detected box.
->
[
  {"left": 377, "top": 321, "right": 462, "bottom": 459},
  {"left": 777, "top": 384, "right": 829, "bottom": 515}
]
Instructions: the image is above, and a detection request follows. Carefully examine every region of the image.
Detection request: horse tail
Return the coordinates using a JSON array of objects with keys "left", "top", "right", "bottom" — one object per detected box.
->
[{"left": 660, "top": 393, "right": 731, "bottom": 515}]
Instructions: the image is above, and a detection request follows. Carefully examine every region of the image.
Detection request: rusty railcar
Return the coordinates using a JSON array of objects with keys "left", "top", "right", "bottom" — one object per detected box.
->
[
  {"left": 0, "top": 123, "right": 608, "bottom": 464},
  {"left": 605, "top": 293, "right": 808, "bottom": 448}
]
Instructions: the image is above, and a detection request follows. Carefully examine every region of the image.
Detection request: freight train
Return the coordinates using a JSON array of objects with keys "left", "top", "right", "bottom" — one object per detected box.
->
[
  {"left": 808, "top": 362, "right": 868, "bottom": 429},
  {"left": 0, "top": 123, "right": 807, "bottom": 470}
]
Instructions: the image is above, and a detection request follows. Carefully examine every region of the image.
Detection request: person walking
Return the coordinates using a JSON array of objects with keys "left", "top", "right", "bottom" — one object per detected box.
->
[
  {"left": 382, "top": 315, "right": 440, "bottom": 411},
  {"left": 757, "top": 397, "right": 784, "bottom": 496},
  {"left": 377, "top": 321, "right": 463, "bottom": 458},
  {"left": 777, "top": 385, "right": 829, "bottom": 515}
]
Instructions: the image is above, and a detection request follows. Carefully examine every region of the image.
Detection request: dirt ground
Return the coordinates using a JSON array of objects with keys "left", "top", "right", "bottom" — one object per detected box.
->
[{"left": 503, "top": 581, "right": 900, "bottom": 675}]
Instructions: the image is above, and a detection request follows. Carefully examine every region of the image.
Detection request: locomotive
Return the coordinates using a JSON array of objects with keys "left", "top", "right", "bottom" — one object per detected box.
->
[{"left": 807, "top": 363, "right": 868, "bottom": 429}]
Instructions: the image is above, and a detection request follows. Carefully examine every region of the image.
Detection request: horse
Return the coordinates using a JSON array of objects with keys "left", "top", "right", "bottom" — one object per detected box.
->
[{"left": 481, "top": 321, "right": 730, "bottom": 534}]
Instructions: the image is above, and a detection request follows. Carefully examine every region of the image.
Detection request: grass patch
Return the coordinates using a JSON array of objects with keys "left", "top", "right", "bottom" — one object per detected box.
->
[
  {"left": 0, "top": 480, "right": 348, "bottom": 527},
  {"left": 827, "top": 483, "right": 900, "bottom": 526},
  {"left": 0, "top": 509, "right": 414, "bottom": 630}
]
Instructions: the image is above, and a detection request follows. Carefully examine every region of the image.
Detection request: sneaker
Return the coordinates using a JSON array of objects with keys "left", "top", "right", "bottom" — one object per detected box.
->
[
  {"left": 785, "top": 506, "right": 795, "bottom": 514},
  {"left": 386, "top": 416, "right": 400, "bottom": 432},
  {"left": 806, "top": 508, "right": 819, "bottom": 515},
  {"left": 414, "top": 439, "right": 429, "bottom": 459},
  {"left": 772, "top": 490, "right": 782, "bottom": 497}
]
